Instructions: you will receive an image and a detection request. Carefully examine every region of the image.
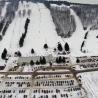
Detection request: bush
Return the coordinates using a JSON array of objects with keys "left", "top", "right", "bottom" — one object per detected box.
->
[
  {"left": 62, "top": 51, "right": 66, "bottom": 55},
  {"left": 54, "top": 48, "right": 56, "bottom": 52},
  {"left": 15, "top": 51, "right": 22, "bottom": 57}
]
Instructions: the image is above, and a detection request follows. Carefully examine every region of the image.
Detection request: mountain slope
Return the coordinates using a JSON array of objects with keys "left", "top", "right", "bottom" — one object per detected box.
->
[{"left": 0, "top": 0, "right": 98, "bottom": 63}]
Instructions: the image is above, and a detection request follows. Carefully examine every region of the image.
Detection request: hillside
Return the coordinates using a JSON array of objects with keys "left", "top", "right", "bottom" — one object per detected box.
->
[
  {"left": 0, "top": 0, "right": 98, "bottom": 63},
  {"left": 0, "top": 1, "right": 98, "bottom": 98}
]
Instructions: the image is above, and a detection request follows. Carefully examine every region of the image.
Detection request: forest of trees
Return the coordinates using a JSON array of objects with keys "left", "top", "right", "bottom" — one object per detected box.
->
[
  {"left": 56, "top": 56, "right": 65, "bottom": 63},
  {"left": 19, "top": 18, "right": 30, "bottom": 47},
  {"left": 50, "top": 6, "right": 76, "bottom": 38},
  {"left": 72, "top": 5, "right": 98, "bottom": 30},
  {"left": 30, "top": 56, "right": 46, "bottom": 66},
  {"left": 1, "top": 48, "right": 7, "bottom": 60}
]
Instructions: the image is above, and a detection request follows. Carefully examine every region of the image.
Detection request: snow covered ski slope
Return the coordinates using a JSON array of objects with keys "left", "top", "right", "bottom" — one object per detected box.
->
[
  {"left": 0, "top": 0, "right": 98, "bottom": 66},
  {"left": 0, "top": 0, "right": 98, "bottom": 59},
  {"left": 0, "top": 0, "right": 98, "bottom": 98}
]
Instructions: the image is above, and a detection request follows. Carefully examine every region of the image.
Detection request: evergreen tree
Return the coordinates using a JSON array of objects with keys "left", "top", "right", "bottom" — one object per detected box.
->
[
  {"left": 76, "top": 58, "right": 80, "bottom": 63},
  {"left": 54, "top": 48, "right": 56, "bottom": 52},
  {"left": 40, "top": 57, "right": 43, "bottom": 64},
  {"left": 14, "top": 51, "right": 21, "bottom": 57},
  {"left": 14, "top": 52, "right": 17, "bottom": 57},
  {"left": 14, "top": 52, "right": 17, "bottom": 55},
  {"left": 17, "top": 51, "right": 21, "bottom": 57},
  {"left": 68, "top": 31, "right": 71, "bottom": 37},
  {"left": 81, "top": 41, "right": 85, "bottom": 52},
  {"left": 64, "top": 42, "right": 70, "bottom": 51},
  {"left": 59, "top": 56, "right": 62, "bottom": 63},
  {"left": 1, "top": 48, "right": 7, "bottom": 59},
  {"left": 31, "top": 48, "right": 34, "bottom": 54},
  {"left": 84, "top": 32, "right": 88, "bottom": 39},
  {"left": 84, "top": 27, "right": 87, "bottom": 30},
  {"left": 30, "top": 60, "right": 34, "bottom": 65},
  {"left": 25, "top": 18, "right": 30, "bottom": 30},
  {"left": 0, "top": 20, "right": 4, "bottom": 32},
  {"left": 19, "top": 35, "right": 24, "bottom": 47},
  {"left": 49, "top": 62, "right": 52, "bottom": 66},
  {"left": 56, "top": 57, "right": 59, "bottom": 63},
  {"left": 19, "top": 18, "right": 30, "bottom": 47},
  {"left": 44, "top": 44, "right": 48, "bottom": 49},
  {"left": 36, "top": 60, "right": 40, "bottom": 65},
  {"left": 62, "top": 57, "right": 65, "bottom": 63},
  {"left": 40, "top": 56, "right": 46, "bottom": 65},
  {"left": 2, "top": 22, "right": 9, "bottom": 36},
  {"left": 96, "top": 35, "right": 98, "bottom": 38},
  {"left": 0, "top": 35, "right": 2, "bottom": 41},
  {"left": 42, "top": 56, "right": 46, "bottom": 64},
  {"left": 4, "top": 48, "right": 7, "bottom": 54},
  {"left": 57, "top": 42, "right": 63, "bottom": 51},
  {"left": 81, "top": 41, "right": 85, "bottom": 48}
]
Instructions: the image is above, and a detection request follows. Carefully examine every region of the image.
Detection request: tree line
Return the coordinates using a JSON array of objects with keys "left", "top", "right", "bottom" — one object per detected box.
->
[
  {"left": 30, "top": 56, "right": 46, "bottom": 65},
  {"left": 19, "top": 18, "right": 30, "bottom": 47}
]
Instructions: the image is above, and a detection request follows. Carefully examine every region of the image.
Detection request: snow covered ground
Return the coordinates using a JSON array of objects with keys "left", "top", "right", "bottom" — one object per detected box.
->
[
  {"left": 80, "top": 72, "right": 98, "bottom": 98},
  {"left": 47, "top": 0, "right": 98, "bottom": 5},
  {"left": 0, "top": 1, "right": 98, "bottom": 98},
  {"left": 0, "top": 1, "right": 65, "bottom": 58},
  {"left": 0, "top": 1, "right": 98, "bottom": 60}
]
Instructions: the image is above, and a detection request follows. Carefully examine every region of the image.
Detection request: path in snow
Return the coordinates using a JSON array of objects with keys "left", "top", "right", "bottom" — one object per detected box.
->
[
  {"left": 82, "top": 73, "right": 98, "bottom": 98},
  {"left": 20, "top": 2, "right": 64, "bottom": 56},
  {"left": 68, "top": 8, "right": 85, "bottom": 56}
]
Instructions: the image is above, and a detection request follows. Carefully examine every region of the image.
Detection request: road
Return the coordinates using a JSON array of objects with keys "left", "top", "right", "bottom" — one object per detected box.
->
[
  {"left": 76, "top": 68, "right": 98, "bottom": 73},
  {"left": 0, "top": 67, "right": 98, "bottom": 76}
]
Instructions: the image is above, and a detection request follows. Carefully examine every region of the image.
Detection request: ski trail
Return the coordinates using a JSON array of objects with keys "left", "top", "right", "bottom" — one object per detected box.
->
[{"left": 69, "top": 8, "right": 85, "bottom": 55}]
